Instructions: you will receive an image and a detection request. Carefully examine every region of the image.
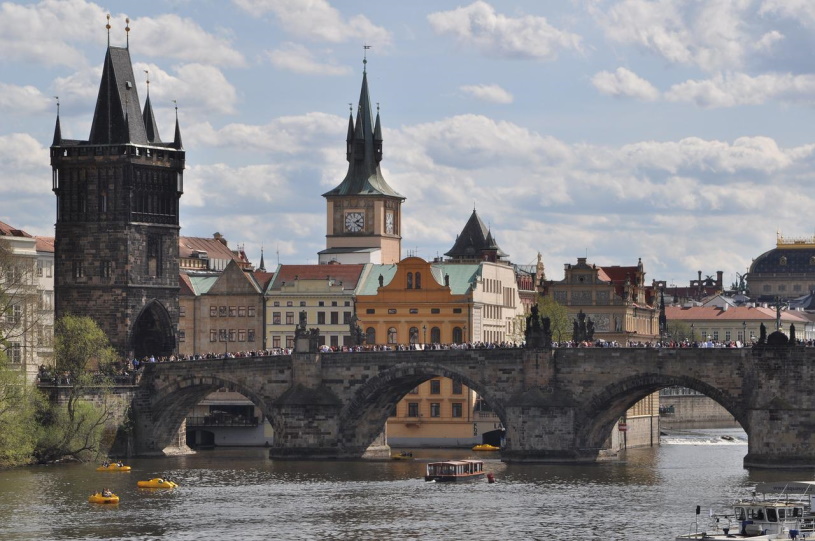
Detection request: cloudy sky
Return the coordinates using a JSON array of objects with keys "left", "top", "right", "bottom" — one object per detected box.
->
[{"left": 3, "top": 0, "right": 815, "bottom": 287}]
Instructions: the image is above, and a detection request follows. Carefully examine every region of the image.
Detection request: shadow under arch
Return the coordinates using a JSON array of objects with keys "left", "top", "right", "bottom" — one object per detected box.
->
[
  {"left": 575, "top": 373, "right": 747, "bottom": 452},
  {"left": 337, "top": 361, "right": 508, "bottom": 452},
  {"left": 145, "top": 375, "right": 278, "bottom": 452},
  {"left": 130, "top": 299, "right": 175, "bottom": 359}
]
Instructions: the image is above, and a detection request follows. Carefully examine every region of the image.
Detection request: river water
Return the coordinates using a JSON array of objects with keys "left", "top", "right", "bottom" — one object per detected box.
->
[{"left": 0, "top": 428, "right": 808, "bottom": 541}]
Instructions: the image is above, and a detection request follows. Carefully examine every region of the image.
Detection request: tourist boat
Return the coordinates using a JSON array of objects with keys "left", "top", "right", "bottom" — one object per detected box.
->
[
  {"left": 96, "top": 462, "right": 131, "bottom": 472},
  {"left": 425, "top": 460, "right": 485, "bottom": 482},
  {"left": 137, "top": 478, "right": 178, "bottom": 489},
  {"left": 391, "top": 451, "right": 414, "bottom": 460},
  {"left": 472, "top": 444, "right": 500, "bottom": 451},
  {"left": 88, "top": 492, "right": 119, "bottom": 504},
  {"left": 676, "top": 481, "right": 815, "bottom": 539}
]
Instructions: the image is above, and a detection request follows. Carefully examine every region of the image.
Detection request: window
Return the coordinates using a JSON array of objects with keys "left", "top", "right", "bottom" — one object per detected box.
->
[
  {"left": 763, "top": 285, "right": 771, "bottom": 292},
  {"left": 9, "top": 304, "right": 21, "bottom": 325},
  {"left": 178, "top": 330, "right": 186, "bottom": 343},
  {"left": 409, "top": 308, "right": 418, "bottom": 314},
  {"left": 713, "top": 331, "right": 719, "bottom": 340},
  {"left": 725, "top": 331, "right": 731, "bottom": 341},
  {"left": 453, "top": 380, "right": 463, "bottom": 394},
  {"left": 317, "top": 312, "right": 326, "bottom": 324},
  {"left": 331, "top": 301, "right": 337, "bottom": 307},
  {"left": 430, "top": 380, "right": 441, "bottom": 394},
  {"left": 219, "top": 329, "right": 227, "bottom": 342},
  {"left": 287, "top": 301, "right": 293, "bottom": 307},
  {"left": 407, "top": 272, "right": 413, "bottom": 289},
  {"left": 210, "top": 330, "right": 217, "bottom": 342},
  {"left": 9, "top": 343, "right": 21, "bottom": 363},
  {"left": 453, "top": 327, "right": 463, "bottom": 343},
  {"left": 44, "top": 261, "right": 52, "bottom": 277},
  {"left": 366, "top": 327, "right": 376, "bottom": 344},
  {"left": 238, "top": 330, "right": 246, "bottom": 342},
  {"left": 229, "top": 306, "right": 237, "bottom": 317},
  {"left": 343, "top": 312, "right": 352, "bottom": 324},
  {"left": 238, "top": 306, "right": 246, "bottom": 317},
  {"left": 366, "top": 308, "right": 375, "bottom": 314},
  {"left": 318, "top": 301, "right": 325, "bottom": 307},
  {"left": 409, "top": 327, "right": 419, "bottom": 344},
  {"left": 273, "top": 312, "right": 281, "bottom": 324},
  {"left": 388, "top": 308, "right": 396, "bottom": 314},
  {"left": 431, "top": 308, "right": 440, "bottom": 314},
  {"left": 430, "top": 403, "right": 440, "bottom": 417},
  {"left": 36, "top": 261, "right": 43, "bottom": 277},
  {"left": 430, "top": 327, "right": 441, "bottom": 343},
  {"left": 453, "top": 308, "right": 462, "bottom": 314},
  {"left": 228, "top": 329, "right": 236, "bottom": 342},
  {"left": 272, "top": 336, "right": 280, "bottom": 348},
  {"left": 101, "top": 261, "right": 112, "bottom": 278},
  {"left": 300, "top": 301, "right": 306, "bottom": 307},
  {"left": 330, "top": 312, "right": 339, "bottom": 324},
  {"left": 330, "top": 335, "right": 339, "bottom": 347},
  {"left": 344, "top": 301, "right": 351, "bottom": 306},
  {"left": 285, "top": 312, "right": 294, "bottom": 325},
  {"left": 387, "top": 327, "right": 397, "bottom": 344},
  {"left": 408, "top": 402, "right": 419, "bottom": 417},
  {"left": 274, "top": 301, "right": 280, "bottom": 307},
  {"left": 248, "top": 306, "right": 256, "bottom": 317},
  {"left": 452, "top": 403, "right": 462, "bottom": 418},
  {"left": 286, "top": 336, "right": 294, "bottom": 349},
  {"left": 415, "top": 272, "right": 422, "bottom": 289},
  {"left": 219, "top": 306, "right": 227, "bottom": 317},
  {"left": 779, "top": 285, "right": 787, "bottom": 292},
  {"left": 179, "top": 305, "right": 186, "bottom": 317},
  {"left": 248, "top": 329, "right": 255, "bottom": 342},
  {"left": 41, "top": 291, "right": 53, "bottom": 310},
  {"left": 72, "top": 261, "right": 84, "bottom": 279}
]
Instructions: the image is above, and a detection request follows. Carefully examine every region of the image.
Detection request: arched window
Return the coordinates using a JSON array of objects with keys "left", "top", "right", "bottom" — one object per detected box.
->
[
  {"left": 388, "top": 327, "right": 398, "bottom": 344},
  {"left": 406, "top": 272, "right": 413, "bottom": 289},
  {"left": 430, "top": 326, "right": 441, "bottom": 343},
  {"left": 415, "top": 272, "right": 422, "bottom": 289},
  {"left": 366, "top": 327, "right": 376, "bottom": 345},
  {"left": 409, "top": 327, "right": 419, "bottom": 345},
  {"left": 452, "top": 327, "right": 463, "bottom": 343}
]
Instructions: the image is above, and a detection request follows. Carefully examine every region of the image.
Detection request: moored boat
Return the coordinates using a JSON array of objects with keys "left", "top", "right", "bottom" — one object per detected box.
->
[
  {"left": 676, "top": 481, "right": 815, "bottom": 540},
  {"left": 425, "top": 460, "right": 485, "bottom": 482},
  {"left": 137, "top": 478, "right": 178, "bottom": 489},
  {"left": 88, "top": 492, "right": 119, "bottom": 504}
]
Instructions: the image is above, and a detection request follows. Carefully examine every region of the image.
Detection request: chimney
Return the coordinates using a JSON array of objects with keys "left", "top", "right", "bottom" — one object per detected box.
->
[{"left": 716, "top": 271, "right": 723, "bottom": 287}]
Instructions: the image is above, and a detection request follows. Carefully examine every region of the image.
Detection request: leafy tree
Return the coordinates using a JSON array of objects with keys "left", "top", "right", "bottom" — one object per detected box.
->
[
  {"left": 0, "top": 351, "right": 43, "bottom": 467},
  {"left": 666, "top": 320, "right": 692, "bottom": 342},
  {"left": 536, "top": 295, "right": 572, "bottom": 342},
  {"left": 35, "top": 315, "right": 118, "bottom": 463}
]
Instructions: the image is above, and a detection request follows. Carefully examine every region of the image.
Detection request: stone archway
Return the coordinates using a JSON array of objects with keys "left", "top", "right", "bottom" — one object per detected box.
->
[{"left": 130, "top": 300, "right": 175, "bottom": 359}]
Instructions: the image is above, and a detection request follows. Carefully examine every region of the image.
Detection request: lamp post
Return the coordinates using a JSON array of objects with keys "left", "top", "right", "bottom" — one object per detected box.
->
[
  {"left": 742, "top": 321, "right": 747, "bottom": 346},
  {"left": 690, "top": 323, "right": 695, "bottom": 342},
  {"left": 422, "top": 325, "right": 427, "bottom": 345}
]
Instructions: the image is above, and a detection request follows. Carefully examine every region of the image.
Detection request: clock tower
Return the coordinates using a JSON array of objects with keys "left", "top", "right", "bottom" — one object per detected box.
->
[{"left": 319, "top": 57, "right": 405, "bottom": 265}]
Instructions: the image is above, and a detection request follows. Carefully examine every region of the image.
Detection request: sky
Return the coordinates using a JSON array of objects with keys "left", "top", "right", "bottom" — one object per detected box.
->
[{"left": 3, "top": 0, "right": 815, "bottom": 287}]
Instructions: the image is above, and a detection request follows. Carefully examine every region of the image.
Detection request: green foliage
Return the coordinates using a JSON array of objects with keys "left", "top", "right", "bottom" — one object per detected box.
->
[
  {"left": 0, "top": 353, "right": 44, "bottom": 467},
  {"left": 54, "top": 315, "right": 117, "bottom": 379},
  {"left": 666, "top": 321, "right": 692, "bottom": 341},
  {"left": 536, "top": 295, "right": 572, "bottom": 342}
]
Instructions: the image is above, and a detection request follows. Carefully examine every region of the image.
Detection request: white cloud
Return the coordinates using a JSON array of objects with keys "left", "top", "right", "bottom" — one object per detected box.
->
[
  {"left": 141, "top": 63, "right": 239, "bottom": 115},
  {"left": 265, "top": 42, "right": 350, "bottom": 75},
  {"left": 459, "top": 83, "right": 514, "bottom": 104},
  {"left": 665, "top": 72, "right": 815, "bottom": 108},
  {"left": 233, "top": 0, "right": 391, "bottom": 45},
  {"left": 759, "top": 0, "right": 815, "bottom": 28},
  {"left": 428, "top": 1, "right": 582, "bottom": 60},
  {"left": 591, "top": 67, "right": 660, "bottom": 101},
  {"left": 0, "top": 83, "right": 52, "bottom": 114}
]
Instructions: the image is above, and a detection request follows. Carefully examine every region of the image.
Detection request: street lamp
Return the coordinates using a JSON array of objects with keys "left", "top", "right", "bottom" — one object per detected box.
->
[
  {"left": 423, "top": 325, "right": 427, "bottom": 345},
  {"left": 742, "top": 321, "right": 747, "bottom": 345},
  {"left": 690, "top": 323, "right": 695, "bottom": 342}
]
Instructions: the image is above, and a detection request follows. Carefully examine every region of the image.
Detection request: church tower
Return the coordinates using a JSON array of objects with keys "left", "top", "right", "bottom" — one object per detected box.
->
[
  {"left": 50, "top": 20, "right": 184, "bottom": 358},
  {"left": 319, "top": 56, "right": 405, "bottom": 265}
]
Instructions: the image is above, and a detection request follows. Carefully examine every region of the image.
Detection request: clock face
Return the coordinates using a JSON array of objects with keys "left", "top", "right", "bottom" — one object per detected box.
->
[
  {"left": 385, "top": 212, "right": 394, "bottom": 234},
  {"left": 345, "top": 212, "right": 364, "bottom": 232}
]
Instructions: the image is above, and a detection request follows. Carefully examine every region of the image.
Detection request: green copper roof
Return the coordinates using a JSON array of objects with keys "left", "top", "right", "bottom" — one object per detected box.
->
[
  {"left": 430, "top": 263, "right": 480, "bottom": 295},
  {"left": 357, "top": 264, "right": 399, "bottom": 295},
  {"left": 187, "top": 276, "right": 219, "bottom": 296}
]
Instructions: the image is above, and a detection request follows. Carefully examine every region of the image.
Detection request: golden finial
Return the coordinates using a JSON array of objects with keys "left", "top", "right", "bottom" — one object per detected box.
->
[
  {"left": 125, "top": 17, "right": 130, "bottom": 49},
  {"left": 144, "top": 70, "right": 149, "bottom": 95},
  {"left": 106, "top": 14, "right": 111, "bottom": 47}
]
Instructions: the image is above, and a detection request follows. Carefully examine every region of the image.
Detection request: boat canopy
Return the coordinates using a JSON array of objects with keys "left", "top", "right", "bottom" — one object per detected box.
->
[{"left": 755, "top": 481, "right": 815, "bottom": 495}]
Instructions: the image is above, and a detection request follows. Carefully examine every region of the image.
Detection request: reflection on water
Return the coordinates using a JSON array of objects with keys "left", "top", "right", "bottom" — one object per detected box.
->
[{"left": 1, "top": 428, "right": 807, "bottom": 541}]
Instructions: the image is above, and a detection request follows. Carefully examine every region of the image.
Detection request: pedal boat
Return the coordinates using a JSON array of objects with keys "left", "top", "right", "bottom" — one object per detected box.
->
[
  {"left": 96, "top": 463, "right": 131, "bottom": 472},
  {"left": 137, "top": 478, "right": 178, "bottom": 489},
  {"left": 88, "top": 492, "right": 119, "bottom": 504},
  {"left": 472, "top": 444, "right": 500, "bottom": 451}
]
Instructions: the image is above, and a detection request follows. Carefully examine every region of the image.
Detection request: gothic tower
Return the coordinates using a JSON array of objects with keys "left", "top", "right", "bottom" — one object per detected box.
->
[
  {"left": 319, "top": 57, "right": 405, "bottom": 265},
  {"left": 50, "top": 30, "right": 184, "bottom": 359}
]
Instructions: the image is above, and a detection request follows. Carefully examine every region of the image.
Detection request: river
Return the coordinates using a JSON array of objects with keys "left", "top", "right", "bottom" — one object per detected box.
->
[{"left": 0, "top": 428, "right": 807, "bottom": 540}]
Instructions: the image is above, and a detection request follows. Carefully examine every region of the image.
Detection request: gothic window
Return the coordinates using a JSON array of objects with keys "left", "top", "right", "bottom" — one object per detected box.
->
[
  {"left": 366, "top": 327, "right": 376, "bottom": 344},
  {"left": 430, "top": 326, "right": 441, "bottom": 343},
  {"left": 407, "top": 272, "right": 413, "bottom": 289},
  {"left": 147, "top": 236, "right": 161, "bottom": 277},
  {"left": 387, "top": 327, "right": 397, "bottom": 344},
  {"left": 415, "top": 272, "right": 422, "bottom": 289}
]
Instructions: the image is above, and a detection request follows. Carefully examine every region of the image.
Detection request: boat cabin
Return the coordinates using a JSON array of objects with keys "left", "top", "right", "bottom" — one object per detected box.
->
[{"left": 425, "top": 460, "right": 485, "bottom": 482}]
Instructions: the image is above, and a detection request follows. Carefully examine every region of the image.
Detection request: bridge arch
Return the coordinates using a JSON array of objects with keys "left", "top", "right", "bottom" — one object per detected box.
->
[
  {"left": 144, "top": 375, "right": 279, "bottom": 452},
  {"left": 576, "top": 373, "right": 747, "bottom": 452},
  {"left": 337, "top": 360, "right": 508, "bottom": 453}
]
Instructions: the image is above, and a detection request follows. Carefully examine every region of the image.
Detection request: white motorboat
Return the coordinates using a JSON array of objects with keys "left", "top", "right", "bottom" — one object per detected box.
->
[{"left": 676, "top": 481, "right": 815, "bottom": 540}]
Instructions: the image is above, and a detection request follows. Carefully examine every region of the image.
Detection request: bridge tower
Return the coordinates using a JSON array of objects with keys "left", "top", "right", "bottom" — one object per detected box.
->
[{"left": 50, "top": 27, "right": 184, "bottom": 359}]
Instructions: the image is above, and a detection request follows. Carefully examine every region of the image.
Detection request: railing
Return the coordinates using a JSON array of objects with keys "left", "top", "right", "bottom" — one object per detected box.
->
[{"left": 186, "top": 416, "right": 259, "bottom": 427}]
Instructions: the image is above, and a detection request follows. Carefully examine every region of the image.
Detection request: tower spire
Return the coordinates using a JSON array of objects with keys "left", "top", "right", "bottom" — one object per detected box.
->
[
  {"left": 52, "top": 96, "right": 61, "bottom": 146},
  {"left": 172, "top": 100, "right": 183, "bottom": 149}
]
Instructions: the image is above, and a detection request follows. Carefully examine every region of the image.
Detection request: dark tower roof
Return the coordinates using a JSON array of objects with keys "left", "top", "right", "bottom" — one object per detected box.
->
[
  {"left": 52, "top": 113, "right": 62, "bottom": 146},
  {"left": 88, "top": 46, "right": 149, "bottom": 145},
  {"left": 142, "top": 93, "right": 161, "bottom": 143},
  {"left": 445, "top": 209, "right": 509, "bottom": 261},
  {"left": 173, "top": 113, "right": 183, "bottom": 150},
  {"left": 323, "top": 62, "right": 404, "bottom": 199}
]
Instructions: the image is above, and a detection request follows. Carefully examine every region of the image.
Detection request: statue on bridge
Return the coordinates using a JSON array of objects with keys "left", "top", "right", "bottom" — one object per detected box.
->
[
  {"left": 524, "top": 304, "right": 553, "bottom": 348},
  {"left": 572, "top": 310, "right": 594, "bottom": 342},
  {"left": 348, "top": 314, "right": 365, "bottom": 347},
  {"left": 294, "top": 310, "right": 320, "bottom": 353}
]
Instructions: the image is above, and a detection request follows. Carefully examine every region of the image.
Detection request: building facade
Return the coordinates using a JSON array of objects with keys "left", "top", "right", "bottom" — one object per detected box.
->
[
  {"left": 50, "top": 39, "right": 184, "bottom": 358},
  {"left": 748, "top": 234, "right": 815, "bottom": 302}
]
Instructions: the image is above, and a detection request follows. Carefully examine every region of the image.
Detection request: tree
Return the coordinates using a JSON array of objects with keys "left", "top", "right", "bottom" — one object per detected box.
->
[
  {"left": 666, "top": 320, "right": 692, "bottom": 342},
  {"left": 0, "top": 351, "right": 43, "bottom": 467},
  {"left": 35, "top": 315, "right": 119, "bottom": 463},
  {"left": 536, "top": 296, "right": 572, "bottom": 342},
  {"left": 0, "top": 239, "right": 40, "bottom": 370}
]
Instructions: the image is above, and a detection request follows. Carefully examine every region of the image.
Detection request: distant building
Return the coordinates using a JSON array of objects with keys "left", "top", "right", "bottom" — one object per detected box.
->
[
  {"left": 665, "top": 305, "right": 815, "bottom": 343},
  {"left": 748, "top": 234, "right": 815, "bottom": 301},
  {"left": 653, "top": 270, "right": 724, "bottom": 305}
]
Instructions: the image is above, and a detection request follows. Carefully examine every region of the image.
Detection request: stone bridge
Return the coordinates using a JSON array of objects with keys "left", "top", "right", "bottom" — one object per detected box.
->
[{"left": 131, "top": 347, "right": 815, "bottom": 468}]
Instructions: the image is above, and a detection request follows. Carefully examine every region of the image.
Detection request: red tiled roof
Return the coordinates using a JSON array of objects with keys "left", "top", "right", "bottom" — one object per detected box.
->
[
  {"left": 178, "top": 273, "right": 195, "bottom": 296},
  {"left": 179, "top": 236, "right": 240, "bottom": 261},
  {"left": 0, "top": 220, "right": 32, "bottom": 238},
  {"left": 35, "top": 236, "right": 55, "bottom": 253},
  {"left": 597, "top": 265, "right": 638, "bottom": 283},
  {"left": 271, "top": 264, "right": 365, "bottom": 290},
  {"left": 252, "top": 271, "right": 275, "bottom": 290},
  {"left": 666, "top": 305, "right": 810, "bottom": 323}
]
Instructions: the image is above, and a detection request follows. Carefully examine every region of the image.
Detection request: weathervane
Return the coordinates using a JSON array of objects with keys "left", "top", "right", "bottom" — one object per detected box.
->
[
  {"left": 125, "top": 17, "right": 130, "bottom": 49},
  {"left": 144, "top": 70, "right": 149, "bottom": 95},
  {"left": 54, "top": 96, "right": 59, "bottom": 116},
  {"left": 106, "top": 14, "right": 111, "bottom": 47},
  {"left": 363, "top": 44, "right": 371, "bottom": 71}
]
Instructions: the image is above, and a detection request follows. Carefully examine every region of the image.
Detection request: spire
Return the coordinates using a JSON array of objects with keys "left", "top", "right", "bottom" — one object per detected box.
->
[
  {"left": 172, "top": 100, "right": 183, "bottom": 149},
  {"left": 52, "top": 97, "right": 61, "bottom": 146},
  {"left": 88, "top": 45, "right": 149, "bottom": 144},
  {"left": 259, "top": 248, "right": 266, "bottom": 272},
  {"left": 142, "top": 95, "right": 161, "bottom": 144},
  {"left": 345, "top": 104, "right": 354, "bottom": 161},
  {"left": 445, "top": 209, "right": 508, "bottom": 261},
  {"left": 323, "top": 55, "right": 403, "bottom": 199}
]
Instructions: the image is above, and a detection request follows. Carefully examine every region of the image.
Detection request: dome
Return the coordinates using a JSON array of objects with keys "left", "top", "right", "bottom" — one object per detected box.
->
[{"left": 749, "top": 247, "right": 815, "bottom": 274}]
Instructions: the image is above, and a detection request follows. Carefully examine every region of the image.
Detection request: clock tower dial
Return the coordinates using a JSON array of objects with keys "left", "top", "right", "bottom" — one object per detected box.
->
[
  {"left": 385, "top": 211, "right": 394, "bottom": 234},
  {"left": 345, "top": 211, "right": 364, "bottom": 232}
]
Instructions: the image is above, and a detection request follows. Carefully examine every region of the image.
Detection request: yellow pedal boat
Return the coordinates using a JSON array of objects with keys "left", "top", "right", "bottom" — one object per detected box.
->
[
  {"left": 137, "top": 478, "right": 178, "bottom": 489},
  {"left": 96, "top": 463, "right": 131, "bottom": 472},
  {"left": 391, "top": 452, "right": 414, "bottom": 460},
  {"left": 88, "top": 492, "right": 119, "bottom": 504},
  {"left": 472, "top": 444, "right": 500, "bottom": 451}
]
